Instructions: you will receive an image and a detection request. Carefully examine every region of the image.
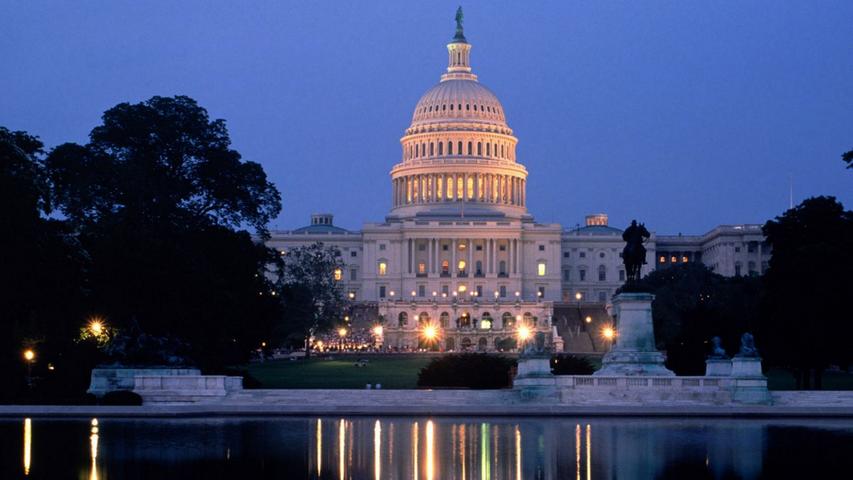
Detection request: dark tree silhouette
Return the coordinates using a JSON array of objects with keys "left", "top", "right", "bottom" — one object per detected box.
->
[
  {"left": 842, "top": 149, "right": 852, "bottom": 169},
  {"left": 43, "top": 96, "right": 283, "bottom": 369},
  {"left": 1, "top": 127, "right": 89, "bottom": 400},
  {"left": 625, "top": 263, "right": 760, "bottom": 375},
  {"left": 277, "top": 242, "right": 347, "bottom": 357},
  {"left": 759, "top": 196, "right": 853, "bottom": 388}
]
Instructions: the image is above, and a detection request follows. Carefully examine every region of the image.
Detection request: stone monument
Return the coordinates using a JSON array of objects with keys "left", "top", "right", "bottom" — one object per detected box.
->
[
  {"left": 594, "top": 292, "right": 675, "bottom": 376},
  {"left": 705, "top": 336, "right": 732, "bottom": 376},
  {"left": 594, "top": 219, "right": 674, "bottom": 376},
  {"left": 730, "top": 332, "right": 771, "bottom": 403},
  {"left": 514, "top": 331, "right": 557, "bottom": 399}
]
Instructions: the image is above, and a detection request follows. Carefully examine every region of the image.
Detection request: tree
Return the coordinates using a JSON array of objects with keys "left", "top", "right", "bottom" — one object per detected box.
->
[
  {"left": 0, "top": 127, "right": 89, "bottom": 400},
  {"left": 626, "top": 263, "right": 759, "bottom": 375},
  {"left": 47, "top": 95, "right": 280, "bottom": 235},
  {"left": 759, "top": 196, "right": 853, "bottom": 388},
  {"left": 277, "top": 242, "right": 347, "bottom": 357},
  {"left": 843, "top": 149, "right": 852, "bottom": 170},
  {"left": 43, "top": 96, "right": 283, "bottom": 369}
]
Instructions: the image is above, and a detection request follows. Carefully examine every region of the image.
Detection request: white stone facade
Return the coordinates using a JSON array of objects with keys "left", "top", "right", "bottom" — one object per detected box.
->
[{"left": 266, "top": 23, "right": 770, "bottom": 351}]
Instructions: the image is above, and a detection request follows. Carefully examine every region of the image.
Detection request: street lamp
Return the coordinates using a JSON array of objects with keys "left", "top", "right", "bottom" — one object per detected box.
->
[
  {"left": 338, "top": 328, "right": 347, "bottom": 351},
  {"left": 602, "top": 326, "right": 616, "bottom": 350},
  {"left": 585, "top": 316, "right": 592, "bottom": 324},
  {"left": 23, "top": 349, "right": 35, "bottom": 388}
]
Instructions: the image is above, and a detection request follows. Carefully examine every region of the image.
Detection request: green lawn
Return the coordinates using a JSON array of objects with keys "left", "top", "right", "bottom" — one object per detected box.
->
[
  {"left": 246, "top": 355, "right": 433, "bottom": 389},
  {"left": 244, "top": 355, "right": 853, "bottom": 391}
]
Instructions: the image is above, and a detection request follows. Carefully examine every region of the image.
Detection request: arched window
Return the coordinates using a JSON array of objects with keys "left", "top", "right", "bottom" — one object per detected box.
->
[
  {"left": 502, "top": 312, "right": 514, "bottom": 329},
  {"left": 475, "top": 260, "right": 483, "bottom": 276},
  {"left": 438, "top": 142, "right": 443, "bottom": 155},
  {"left": 441, "top": 260, "right": 450, "bottom": 275},
  {"left": 478, "top": 338, "right": 488, "bottom": 351},
  {"left": 418, "top": 312, "right": 430, "bottom": 326},
  {"left": 440, "top": 312, "right": 450, "bottom": 328},
  {"left": 477, "top": 142, "right": 482, "bottom": 155},
  {"left": 481, "top": 312, "right": 492, "bottom": 330},
  {"left": 598, "top": 265, "right": 607, "bottom": 282},
  {"left": 467, "top": 176, "right": 474, "bottom": 199},
  {"left": 421, "top": 144, "right": 425, "bottom": 157},
  {"left": 499, "top": 261, "right": 507, "bottom": 276},
  {"left": 458, "top": 141, "right": 463, "bottom": 155},
  {"left": 467, "top": 142, "right": 473, "bottom": 155},
  {"left": 414, "top": 144, "right": 419, "bottom": 158},
  {"left": 442, "top": 104, "right": 446, "bottom": 111},
  {"left": 447, "top": 141, "right": 452, "bottom": 155},
  {"left": 466, "top": 103, "right": 470, "bottom": 111},
  {"left": 447, "top": 176, "right": 454, "bottom": 199},
  {"left": 398, "top": 312, "right": 408, "bottom": 327},
  {"left": 486, "top": 143, "right": 491, "bottom": 156},
  {"left": 450, "top": 103, "right": 454, "bottom": 110},
  {"left": 523, "top": 312, "right": 534, "bottom": 326}
]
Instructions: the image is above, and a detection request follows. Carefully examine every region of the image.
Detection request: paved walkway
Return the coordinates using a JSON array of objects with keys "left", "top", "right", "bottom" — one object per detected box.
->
[{"left": 2, "top": 389, "right": 852, "bottom": 418}]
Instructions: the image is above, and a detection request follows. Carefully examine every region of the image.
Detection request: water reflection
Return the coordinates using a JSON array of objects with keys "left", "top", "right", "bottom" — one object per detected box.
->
[
  {"left": 5, "top": 416, "right": 853, "bottom": 479},
  {"left": 90, "top": 418, "right": 99, "bottom": 480},
  {"left": 23, "top": 418, "right": 31, "bottom": 476}
]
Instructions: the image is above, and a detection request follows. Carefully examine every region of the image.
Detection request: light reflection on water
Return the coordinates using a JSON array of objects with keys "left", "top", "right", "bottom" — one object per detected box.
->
[{"left": 6, "top": 416, "right": 853, "bottom": 479}]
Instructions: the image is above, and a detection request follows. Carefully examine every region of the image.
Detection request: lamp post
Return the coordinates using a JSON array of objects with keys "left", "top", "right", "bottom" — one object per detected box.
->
[
  {"left": 23, "top": 349, "right": 35, "bottom": 389},
  {"left": 338, "top": 327, "right": 347, "bottom": 351},
  {"left": 575, "top": 292, "right": 583, "bottom": 331}
]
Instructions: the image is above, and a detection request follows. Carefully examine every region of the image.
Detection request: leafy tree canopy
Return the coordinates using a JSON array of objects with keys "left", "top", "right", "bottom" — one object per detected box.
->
[
  {"left": 759, "top": 196, "right": 853, "bottom": 374},
  {"left": 47, "top": 95, "right": 281, "bottom": 236},
  {"left": 277, "top": 242, "right": 347, "bottom": 354}
]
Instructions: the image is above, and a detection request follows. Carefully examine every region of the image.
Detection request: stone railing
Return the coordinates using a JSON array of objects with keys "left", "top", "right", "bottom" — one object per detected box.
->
[
  {"left": 87, "top": 367, "right": 201, "bottom": 397},
  {"left": 556, "top": 376, "right": 732, "bottom": 389},
  {"left": 133, "top": 375, "right": 243, "bottom": 404}
]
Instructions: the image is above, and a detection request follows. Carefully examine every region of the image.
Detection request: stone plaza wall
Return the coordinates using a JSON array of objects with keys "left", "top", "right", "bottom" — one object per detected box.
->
[{"left": 88, "top": 367, "right": 201, "bottom": 397}]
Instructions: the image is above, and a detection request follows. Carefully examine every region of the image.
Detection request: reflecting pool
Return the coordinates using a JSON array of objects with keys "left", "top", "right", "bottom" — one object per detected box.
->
[{"left": 1, "top": 416, "right": 852, "bottom": 479}]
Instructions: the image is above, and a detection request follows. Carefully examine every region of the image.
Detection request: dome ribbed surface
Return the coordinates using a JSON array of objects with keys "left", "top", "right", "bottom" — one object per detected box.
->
[{"left": 410, "top": 80, "right": 507, "bottom": 127}]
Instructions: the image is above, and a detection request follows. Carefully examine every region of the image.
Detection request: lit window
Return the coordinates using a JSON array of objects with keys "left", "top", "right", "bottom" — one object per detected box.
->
[
  {"left": 458, "top": 285, "right": 467, "bottom": 292},
  {"left": 538, "top": 262, "right": 546, "bottom": 276},
  {"left": 442, "top": 260, "right": 449, "bottom": 274},
  {"left": 418, "top": 263, "right": 426, "bottom": 274},
  {"left": 659, "top": 256, "right": 666, "bottom": 263},
  {"left": 333, "top": 268, "right": 342, "bottom": 281},
  {"left": 670, "top": 256, "right": 677, "bottom": 263},
  {"left": 378, "top": 262, "right": 387, "bottom": 276},
  {"left": 480, "top": 319, "right": 492, "bottom": 330},
  {"left": 682, "top": 256, "right": 688, "bottom": 263},
  {"left": 458, "top": 260, "right": 467, "bottom": 272}
]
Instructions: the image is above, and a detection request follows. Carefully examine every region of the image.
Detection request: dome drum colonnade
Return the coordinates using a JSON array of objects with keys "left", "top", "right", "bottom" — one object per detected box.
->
[{"left": 390, "top": 22, "right": 528, "bottom": 213}]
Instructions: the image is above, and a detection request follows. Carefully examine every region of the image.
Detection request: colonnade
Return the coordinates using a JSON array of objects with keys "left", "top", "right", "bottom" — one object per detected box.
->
[
  {"left": 392, "top": 173, "right": 526, "bottom": 208},
  {"left": 402, "top": 237, "right": 521, "bottom": 277},
  {"left": 403, "top": 139, "right": 515, "bottom": 162}
]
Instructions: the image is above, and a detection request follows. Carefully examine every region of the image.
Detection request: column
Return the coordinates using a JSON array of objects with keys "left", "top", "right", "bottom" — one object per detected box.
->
[
  {"left": 508, "top": 239, "right": 514, "bottom": 277},
  {"left": 468, "top": 238, "right": 473, "bottom": 275},
  {"left": 427, "top": 237, "right": 433, "bottom": 275},
  {"left": 451, "top": 238, "right": 457, "bottom": 277},
  {"left": 473, "top": 173, "right": 479, "bottom": 202}
]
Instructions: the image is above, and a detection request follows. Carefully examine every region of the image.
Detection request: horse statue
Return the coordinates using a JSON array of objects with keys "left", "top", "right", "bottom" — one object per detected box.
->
[{"left": 622, "top": 219, "right": 651, "bottom": 285}]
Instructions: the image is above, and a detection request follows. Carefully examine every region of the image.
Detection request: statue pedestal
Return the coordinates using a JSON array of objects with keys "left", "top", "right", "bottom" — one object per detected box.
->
[
  {"left": 514, "top": 355, "right": 557, "bottom": 400},
  {"left": 594, "top": 293, "right": 674, "bottom": 376},
  {"left": 730, "top": 356, "right": 771, "bottom": 404},
  {"left": 705, "top": 358, "right": 732, "bottom": 376}
]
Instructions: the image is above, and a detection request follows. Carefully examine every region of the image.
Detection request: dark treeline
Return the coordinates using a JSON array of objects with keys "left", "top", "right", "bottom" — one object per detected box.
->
[
  {"left": 630, "top": 196, "right": 852, "bottom": 388},
  {"left": 1, "top": 96, "right": 297, "bottom": 401}
]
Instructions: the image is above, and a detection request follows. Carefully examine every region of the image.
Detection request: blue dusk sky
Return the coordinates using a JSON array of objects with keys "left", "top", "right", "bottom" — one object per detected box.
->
[{"left": 2, "top": 1, "right": 851, "bottom": 234}]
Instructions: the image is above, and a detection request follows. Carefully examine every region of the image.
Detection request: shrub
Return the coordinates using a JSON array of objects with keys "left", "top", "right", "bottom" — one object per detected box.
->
[
  {"left": 100, "top": 390, "right": 143, "bottom": 406},
  {"left": 417, "top": 354, "right": 516, "bottom": 389},
  {"left": 550, "top": 354, "right": 595, "bottom": 375}
]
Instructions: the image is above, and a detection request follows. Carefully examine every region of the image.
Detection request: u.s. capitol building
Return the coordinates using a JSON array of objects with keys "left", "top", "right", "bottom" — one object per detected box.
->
[{"left": 268, "top": 19, "right": 770, "bottom": 352}]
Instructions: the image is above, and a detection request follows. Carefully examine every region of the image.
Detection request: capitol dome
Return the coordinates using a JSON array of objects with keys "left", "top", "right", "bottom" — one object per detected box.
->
[{"left": 390, "top": 15, "right": 528, "bottom": 220}]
